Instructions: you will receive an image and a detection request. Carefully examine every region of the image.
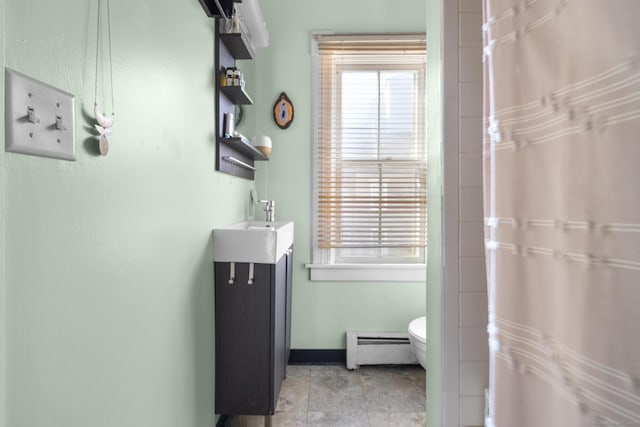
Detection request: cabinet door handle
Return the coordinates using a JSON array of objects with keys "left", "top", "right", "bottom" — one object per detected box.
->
[
  {"left": 248, "top": 262, "right": 254, "bottom": 285},
  {"left": 228, "top": 262, "right": 235, "bottom": 284}
]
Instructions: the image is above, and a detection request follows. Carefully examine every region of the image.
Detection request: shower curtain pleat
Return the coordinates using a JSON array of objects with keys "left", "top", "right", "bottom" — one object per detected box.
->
[{"left": 482, "top": 1, "right": 640, "bottom": 426}]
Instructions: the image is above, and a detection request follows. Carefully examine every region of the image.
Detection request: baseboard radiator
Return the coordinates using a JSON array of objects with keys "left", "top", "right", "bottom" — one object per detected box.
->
[{"left": 346, "top": 330, "right": 418, "bottom": 370}]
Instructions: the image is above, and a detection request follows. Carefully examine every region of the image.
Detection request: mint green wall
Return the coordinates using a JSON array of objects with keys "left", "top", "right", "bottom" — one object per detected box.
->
[
  {"left": 3, "top": 1, "right": 255, "bottom": 426},
  {"left": 426, "top": 0, "right": 444, "bottom": 424},
  {"left": 1, "top": 0, "right": 7, "bottom": 425},
  {"left": 253, "top": 0, "right": 427, "bottom": 349}
]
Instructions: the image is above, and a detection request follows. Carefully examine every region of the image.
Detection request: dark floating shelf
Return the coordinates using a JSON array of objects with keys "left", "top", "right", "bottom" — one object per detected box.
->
[
  {"left": 219, "top": 135, "right": 269, "bottom": 161},
  {"left": 219, "top": 32, "right": 255, "bottom": 60},
  {"left": 214, "top": 18, "right": 266, "bottom": 180},
  {"left": 219, "top": 85, "right": 254, "bottom": 105},
  {"left": 198, "top": 0, "right": 233, "bottom": 18}
]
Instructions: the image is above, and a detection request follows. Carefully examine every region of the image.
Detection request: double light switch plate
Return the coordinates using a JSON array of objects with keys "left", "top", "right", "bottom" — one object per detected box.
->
[{"left": 4, "top": 67, "right": 76, "bottom": 161}]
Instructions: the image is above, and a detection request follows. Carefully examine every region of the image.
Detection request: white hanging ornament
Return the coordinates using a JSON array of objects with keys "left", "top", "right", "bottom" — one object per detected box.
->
[
  {"left": 99, "top": 134, "right": 110, "bottom": 156},
  {"left": 94, "top": 107, "right": 114, "bottom": 156},
  {"left": 94, "top": 104, "right": 113, "bottom": 157},
  {"left": 94, "top": 123, "right": 112, "bottom": 137},
  {"left": 94, "top": 103, "right": 114, "bottom": 128}
]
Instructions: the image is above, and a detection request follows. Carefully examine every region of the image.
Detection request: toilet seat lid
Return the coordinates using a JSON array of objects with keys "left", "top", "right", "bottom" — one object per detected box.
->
[{"left": 409, "top": 316, "right": 427, "bottom": 342}]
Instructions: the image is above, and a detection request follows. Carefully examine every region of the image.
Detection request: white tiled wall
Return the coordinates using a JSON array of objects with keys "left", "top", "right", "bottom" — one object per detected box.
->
[
  {"left": 443, "top": 0, "right": 489, "bottom": 426},
  {"left": 459, "top": 257, "right": 486, "bottom": 292},
  {"left": 459, "top": 293, "right": 488, "bottom": 327}
]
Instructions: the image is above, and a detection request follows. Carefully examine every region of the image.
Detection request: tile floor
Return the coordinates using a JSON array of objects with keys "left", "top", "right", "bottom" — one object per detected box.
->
[{"left": 223, "top": 364, "right": 426, "bottom": 427}]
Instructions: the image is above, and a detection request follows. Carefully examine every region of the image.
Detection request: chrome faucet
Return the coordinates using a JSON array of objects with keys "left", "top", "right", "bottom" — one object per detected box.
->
[{"left": 258, "top": 200, "right": 276, "bottom": 222}]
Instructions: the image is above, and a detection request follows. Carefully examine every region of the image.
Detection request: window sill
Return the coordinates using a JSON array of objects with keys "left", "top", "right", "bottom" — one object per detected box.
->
[{"left": 305, "top": 263, "right": 426, "bottom": 282}]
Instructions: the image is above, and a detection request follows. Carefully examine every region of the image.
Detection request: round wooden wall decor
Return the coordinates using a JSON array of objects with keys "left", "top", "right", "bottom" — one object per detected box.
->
[{"left": 273, "top": 92, "right": 294, "bottom": 129}]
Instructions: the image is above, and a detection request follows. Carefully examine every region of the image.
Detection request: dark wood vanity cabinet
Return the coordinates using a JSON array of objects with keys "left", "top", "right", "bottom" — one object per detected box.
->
[{"left": 214, "top": 247, "right": 293, "bottom": 415}]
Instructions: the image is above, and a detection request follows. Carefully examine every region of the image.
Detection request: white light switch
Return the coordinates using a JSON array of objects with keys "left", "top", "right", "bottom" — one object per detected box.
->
[{"left": 4, "top": 68, "right": 76, "bottom": 161}]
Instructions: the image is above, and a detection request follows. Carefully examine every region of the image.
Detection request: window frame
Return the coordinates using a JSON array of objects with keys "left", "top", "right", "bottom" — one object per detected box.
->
[{"left": 307, "top": 33, "right": 427, "bottom": 282}]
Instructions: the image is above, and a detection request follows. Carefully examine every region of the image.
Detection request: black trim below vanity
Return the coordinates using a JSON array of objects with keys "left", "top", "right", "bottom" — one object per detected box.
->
[{"left": 288, "top": 349, "right": 347, "bottom": 365}]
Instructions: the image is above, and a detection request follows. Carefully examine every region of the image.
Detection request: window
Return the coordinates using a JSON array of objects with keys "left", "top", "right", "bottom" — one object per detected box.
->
[{"left": 308, "top": 33, "right": 427, "bottom": 281}]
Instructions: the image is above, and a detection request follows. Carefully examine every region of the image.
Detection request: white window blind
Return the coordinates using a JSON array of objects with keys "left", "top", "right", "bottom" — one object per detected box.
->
[{"left": 312, "top": 33, "right": 427, "bottom": 264}]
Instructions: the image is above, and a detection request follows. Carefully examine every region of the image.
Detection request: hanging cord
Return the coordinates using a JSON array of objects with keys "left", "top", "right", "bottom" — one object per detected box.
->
[
  {"left": 93, "top": 0, "right": 115, "bottom": 155},
  {"left": 107, "top": 0, "right": 115, "bottom": 114},
  {"left": 94, "top": 0, "right": 101, "bottom": 106},
  {"left": 94, "top": 0, "right": 115, "bottom": 115}
]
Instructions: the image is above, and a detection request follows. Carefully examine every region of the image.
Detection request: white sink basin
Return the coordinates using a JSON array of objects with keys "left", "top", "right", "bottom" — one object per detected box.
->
[{"left": 212, "top": 220, "right": 294, "bottom": 264}]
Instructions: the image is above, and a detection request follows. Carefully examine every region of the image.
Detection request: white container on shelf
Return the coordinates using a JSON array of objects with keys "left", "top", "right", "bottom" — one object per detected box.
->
[{"left": 252, "top": 135, "right": 272, "bottom": 156}]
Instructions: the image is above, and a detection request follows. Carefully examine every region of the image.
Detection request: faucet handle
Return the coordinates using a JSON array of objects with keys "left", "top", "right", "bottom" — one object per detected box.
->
[{"left": 257, "top": 200, "right": 275, "bottom": 222}]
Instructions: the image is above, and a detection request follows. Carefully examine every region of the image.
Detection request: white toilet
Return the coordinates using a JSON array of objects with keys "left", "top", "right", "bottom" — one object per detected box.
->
[{"left": 408, "top": 316, "right": 427, "bottom": 369}]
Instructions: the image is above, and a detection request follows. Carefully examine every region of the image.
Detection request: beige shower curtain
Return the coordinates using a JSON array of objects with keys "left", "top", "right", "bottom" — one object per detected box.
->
[{"left": 482, "top": 1, "right": 640, "bottom": 426}]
